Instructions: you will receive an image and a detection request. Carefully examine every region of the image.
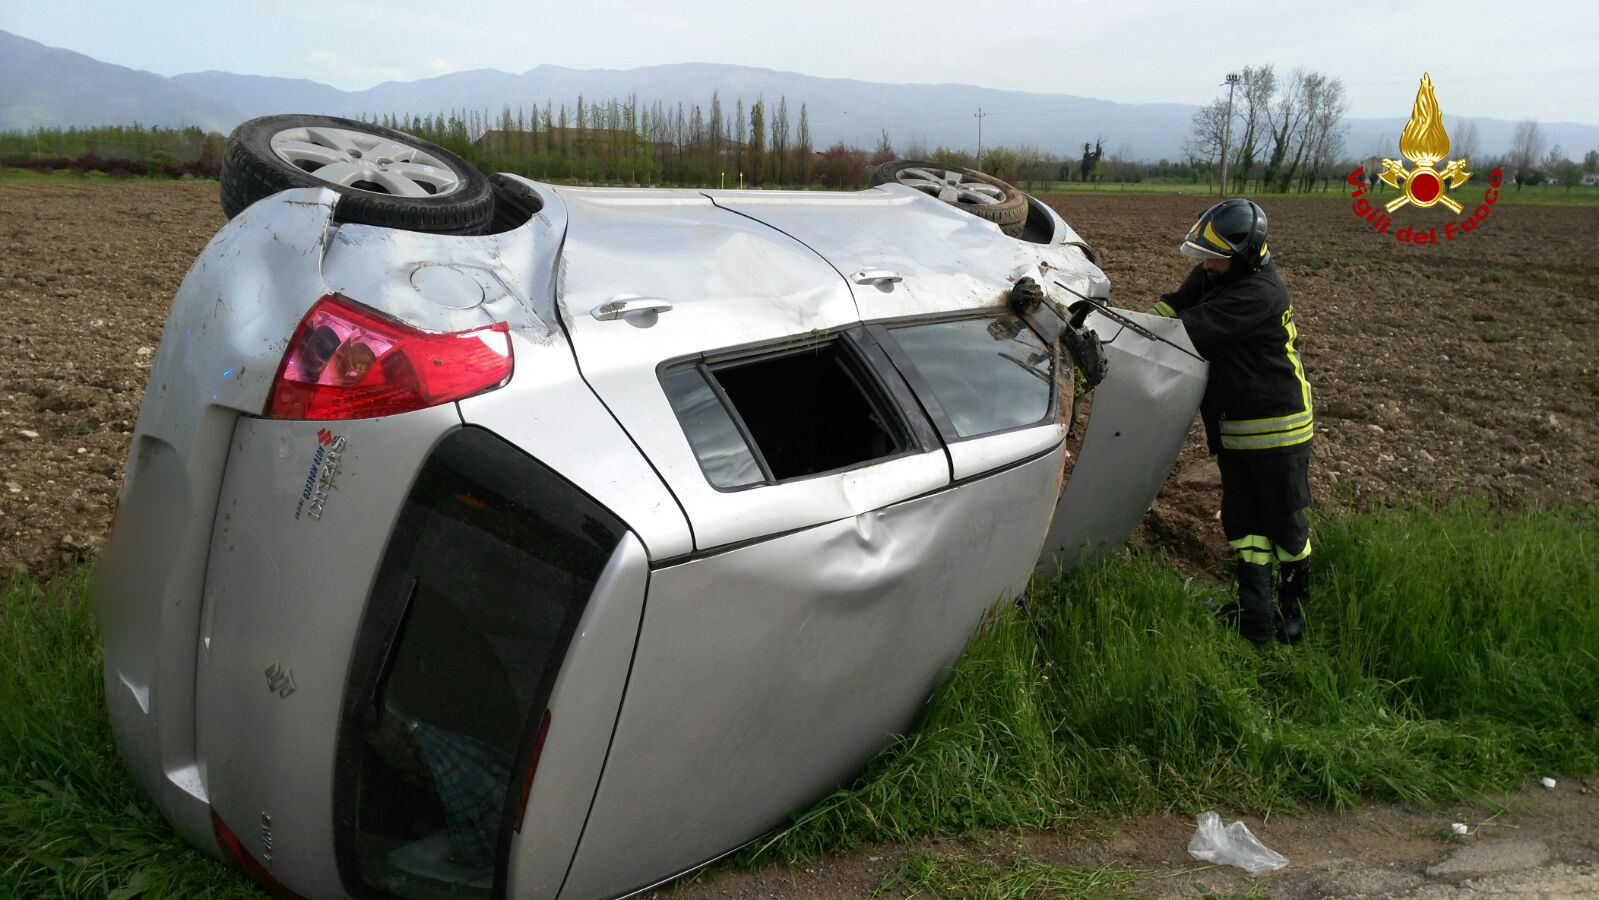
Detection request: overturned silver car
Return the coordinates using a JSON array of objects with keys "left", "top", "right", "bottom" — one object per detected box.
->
[{"left": 98, "top": 116, "right": 1205, "bottom": 899}]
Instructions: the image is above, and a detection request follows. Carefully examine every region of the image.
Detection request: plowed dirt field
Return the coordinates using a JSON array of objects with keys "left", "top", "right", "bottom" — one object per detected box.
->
[{"left": 1, "top": 179, "right": 1596, "bottom": 576}]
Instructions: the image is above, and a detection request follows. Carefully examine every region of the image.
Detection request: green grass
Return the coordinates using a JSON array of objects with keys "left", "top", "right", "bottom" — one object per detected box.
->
[
  {"left": 0, "top": 570, "right": 264, "bottom": 898},
  {"left": 740, "top": 500, "right": 1599, "bottom": 865},
  {"left": 4, "top": 502, "right": 1596, "bottom": 897},
  {"left": 0, "top": 167, "right": 217, "bottom": 186},
  {"left": 874, "top": 851, "right": 1139, "bottom": 899}
]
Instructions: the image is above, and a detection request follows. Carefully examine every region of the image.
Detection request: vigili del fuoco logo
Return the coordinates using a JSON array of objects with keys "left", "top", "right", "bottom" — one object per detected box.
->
[{"left": 1346, "top": 73, "right": 1503, "bottom": 245}]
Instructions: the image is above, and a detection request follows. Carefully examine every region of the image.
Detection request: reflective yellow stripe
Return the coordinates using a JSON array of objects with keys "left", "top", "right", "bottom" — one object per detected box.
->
[
  {"left": 1228, "top": 534, "right": 1271, "bottom": 552},
  {"left": 1220, "top": 306, "right": 1313, "bottom": 450},
  {"left": 1220, "top": 422, "right": 1314, "bottom": 450},
  {"left": 1284, "top": 307, "right": 1313, "bottom": 424},
  {"left": 1236, "top": 548, "right": 1274, "bottom": 566},
  {"left": 1221, "top": 410, "right": 1314, "bottom": 434},
  {"left": 1275, "top": 538, "right": 1312, "bottom": 562},
  {"left": 1150, "top": 300, "right": 1176, "bottom": 318},
  {"left": 1202, "top": 220, "right": 1232, "bottom": 251}
]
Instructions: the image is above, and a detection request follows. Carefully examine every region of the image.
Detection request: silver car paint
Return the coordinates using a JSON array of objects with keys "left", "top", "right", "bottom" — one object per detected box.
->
[
  {"left": 559, "top": 449, "right": 1064, "bottom": 900},
  {"left": 196, "top": 406, "right": 462, "bottom": 894},
  {"left": 106, "top": 172, "right": 1208, "bottom": 900},
  {"left": 505, "top": 534, "right": 649, "bottom": 900},
  {"left": 456, "top": 330, "right": 692, "bottom": 560},
  {"left": 99, "top": 187, "right": 343, "bottom": 856},
  {"left": 1036, "top": 309, "right": 1208, "bottom": 573},
  {"left": 554, "top": 187, "right": 951, "bottom": 553},
  {"left": 707, "top": 184, "right": 1108, "bottom": 321}
]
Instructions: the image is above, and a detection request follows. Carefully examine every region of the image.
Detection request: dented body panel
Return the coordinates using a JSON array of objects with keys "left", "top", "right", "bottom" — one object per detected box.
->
[
  {"left": 560, "top": 449, "right": 1063, "bottom": 899},
  {"left": 103, "top": 171, "right": 1204, "bottom": 900}
]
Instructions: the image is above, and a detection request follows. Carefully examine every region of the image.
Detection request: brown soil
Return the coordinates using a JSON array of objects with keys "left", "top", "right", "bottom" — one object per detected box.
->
[
  {"left": 1049, "top": 191, "right": 1599, "bottom": 576},
  {"left": 4, "top": 182, "right": 1595, "bottom": 577}
]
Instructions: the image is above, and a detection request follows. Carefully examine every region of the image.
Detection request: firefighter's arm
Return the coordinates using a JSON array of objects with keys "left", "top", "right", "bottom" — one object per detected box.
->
[
  {"left": 1175, "top": 285, "right": 1276, "bottom": 356},
  {"left": 1148, "top": 265, "right": 1206, "bottom": 318}
]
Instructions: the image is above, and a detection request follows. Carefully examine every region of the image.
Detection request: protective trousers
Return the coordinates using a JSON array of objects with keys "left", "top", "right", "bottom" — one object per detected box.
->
[{"left": 1218, "top": 447, "right": 1312, "bottom": 643}]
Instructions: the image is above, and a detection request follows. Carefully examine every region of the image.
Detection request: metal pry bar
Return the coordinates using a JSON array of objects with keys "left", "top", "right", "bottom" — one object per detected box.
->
[{"left": 1048, "top": 279, "right": 1207, "bottom": 363}]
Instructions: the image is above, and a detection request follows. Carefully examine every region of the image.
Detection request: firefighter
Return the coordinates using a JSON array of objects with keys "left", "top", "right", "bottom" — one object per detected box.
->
[{"left": 1149, "top": 199, "right": 1313, "bottom": 644}]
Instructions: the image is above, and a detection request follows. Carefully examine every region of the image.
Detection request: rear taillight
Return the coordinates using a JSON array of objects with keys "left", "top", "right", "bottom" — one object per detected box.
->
[
  {"left": 212, "top": 811, "right": 307, "bottom": 899},
  {"left": 514, "top": 709, "right": 554, "bottom": 831},
  {"left": 264, "top": 294, "right": 512, "bottom": 420}
]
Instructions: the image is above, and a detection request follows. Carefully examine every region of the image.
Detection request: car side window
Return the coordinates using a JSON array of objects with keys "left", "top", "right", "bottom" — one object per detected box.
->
[
  {"left": 889, "top": 315, "right": 1053, "bottom": 439},
  {"left": 659, "top": 367, "right": 765, "bottom": 489},
  {"left": 662, "top": 336, "right": 915, "bottom": 489}
]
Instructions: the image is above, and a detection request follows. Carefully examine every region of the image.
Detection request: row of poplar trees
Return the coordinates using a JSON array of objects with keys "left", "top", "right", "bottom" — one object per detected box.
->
[{"left": 370, "top": 92, "right": 819, "bottom": 187}]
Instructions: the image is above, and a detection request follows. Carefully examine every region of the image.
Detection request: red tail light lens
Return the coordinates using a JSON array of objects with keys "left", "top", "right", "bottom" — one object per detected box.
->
[
  {"left": 212, "top": 811, "right": 307, "bottom": 899},
  {"left": 265, "top": 294, "right": 512, "bottom": 420}
]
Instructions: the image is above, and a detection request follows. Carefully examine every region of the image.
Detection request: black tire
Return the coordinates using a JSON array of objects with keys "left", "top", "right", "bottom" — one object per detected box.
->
[
  {"left": 220, "top": 114, "right": 493, "bottom": 234},
  {"left": 870, "top": 159, "right": 1029, "bottom": 235}
]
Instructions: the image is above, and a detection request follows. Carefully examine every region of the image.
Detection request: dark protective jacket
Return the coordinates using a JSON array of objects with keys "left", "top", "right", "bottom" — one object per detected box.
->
[{"left": 1150, "top": 260, "right": 1313, "bottom": 454}]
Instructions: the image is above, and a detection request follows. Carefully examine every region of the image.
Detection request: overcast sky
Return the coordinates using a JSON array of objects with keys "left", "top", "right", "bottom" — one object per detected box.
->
[{"left": 3, "top": 0, "right": 1594, "bottom": 123}]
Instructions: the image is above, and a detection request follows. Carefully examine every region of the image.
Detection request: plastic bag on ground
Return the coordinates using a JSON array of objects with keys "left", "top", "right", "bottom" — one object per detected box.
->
[{"left": 1187, "top": 811, "right": 1289, "bottom": 875}]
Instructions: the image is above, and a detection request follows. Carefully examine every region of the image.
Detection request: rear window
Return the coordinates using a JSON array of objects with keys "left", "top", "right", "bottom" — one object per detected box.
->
[
  {"left": 335, "top": 428, "right": 625, "bottom": 899},
  {"left": 662, "top": 337, "right": 913, "bottom": 488},
  {"left": 890, "top": 315, "right": 1053, "bottom": 438}
]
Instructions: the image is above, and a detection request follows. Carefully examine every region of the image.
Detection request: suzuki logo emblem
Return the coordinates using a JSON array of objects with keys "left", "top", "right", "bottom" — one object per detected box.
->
[{"left": 264, "top": 663, "right": 297, "bottom": 699}]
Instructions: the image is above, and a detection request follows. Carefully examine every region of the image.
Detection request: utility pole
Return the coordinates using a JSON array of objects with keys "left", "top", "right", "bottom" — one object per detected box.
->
[
  {"left": 1219, "top": 72, "right": 1241, "bottom": 195},
  {"left": 974, "top": 107, "right": 987, "bottom": 171}
]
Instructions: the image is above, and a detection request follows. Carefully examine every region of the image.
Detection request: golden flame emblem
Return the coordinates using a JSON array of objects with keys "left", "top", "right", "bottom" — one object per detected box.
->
[{"left": 1380, "top": 74, "right": 1471, "bottom": 213}]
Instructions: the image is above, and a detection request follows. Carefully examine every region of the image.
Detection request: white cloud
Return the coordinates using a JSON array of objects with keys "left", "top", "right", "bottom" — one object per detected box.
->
[
  {"left": 418, "top": 56, "right": 453, "bottom": 78},
  {"left": 306, "top": 51, "right": 407, "bottom": 86}
]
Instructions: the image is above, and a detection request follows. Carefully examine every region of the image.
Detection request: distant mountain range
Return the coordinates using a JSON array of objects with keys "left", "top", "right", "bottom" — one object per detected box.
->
[{"left": 4, "top": 28, "right": 1596, "bottom": 162}]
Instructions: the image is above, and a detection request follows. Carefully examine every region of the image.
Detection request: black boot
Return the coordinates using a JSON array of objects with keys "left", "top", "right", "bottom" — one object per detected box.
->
[
  {"left": 1276, "top": 559, "right": 1309, "bottom": 644},
  {"left": 1217, "top": 561, "right": 1276, "bottom": 644}
]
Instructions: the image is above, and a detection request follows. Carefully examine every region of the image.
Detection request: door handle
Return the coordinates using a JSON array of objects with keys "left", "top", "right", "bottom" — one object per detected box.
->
[
  {"left": 852, "top": 269, "right": 904, "bottom": 286},
  {"left": 592, "top": 296, "right": 673, "bottom": 321}
]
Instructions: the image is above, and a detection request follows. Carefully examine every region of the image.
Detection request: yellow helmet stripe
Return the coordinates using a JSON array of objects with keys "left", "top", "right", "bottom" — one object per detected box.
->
[{"left": 1202, "top": 220, "right": 1232, "bottom": 251}]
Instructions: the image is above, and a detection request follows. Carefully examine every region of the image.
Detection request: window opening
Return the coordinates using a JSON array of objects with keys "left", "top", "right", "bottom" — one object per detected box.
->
[{"left": 664, "top": 338, "right": 913, "bottom": 486}]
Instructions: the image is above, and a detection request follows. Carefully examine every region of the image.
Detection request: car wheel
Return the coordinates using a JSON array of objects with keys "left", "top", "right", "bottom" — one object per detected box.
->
[
  {"left": 221, "top": 114, "right": 494, "bottom": 234},
  {"left": 870, "top": 159, "right": 1029, "bottom": 236}
]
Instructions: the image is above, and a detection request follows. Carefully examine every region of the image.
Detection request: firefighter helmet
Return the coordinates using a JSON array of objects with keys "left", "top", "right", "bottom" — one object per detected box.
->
[{"left": 1179, "top": 198, "right": 1271, "bottom": 270}]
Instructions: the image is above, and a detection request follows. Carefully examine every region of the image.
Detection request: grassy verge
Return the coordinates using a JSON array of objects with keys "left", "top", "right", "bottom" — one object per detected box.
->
[
  {"left": 742, "top": 500, "right": 1598, "bottom": 866},
  {"left": 0, "top": 570, "right": 263, "bottom": 898},
  {"left": 0, "top": 167, "right": 218, "bottom": 186},
  {"left": 3, "top": 502, "right": 1595, "bottom": 896}
]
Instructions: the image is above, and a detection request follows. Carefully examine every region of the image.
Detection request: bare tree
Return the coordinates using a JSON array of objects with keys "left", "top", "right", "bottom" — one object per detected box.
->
[
  {"left": 870, "top": 129, "right": 895, "bottom": 166},
  {"left": 771, "top": 96, "right": 790, "bottom": 184},
  {"left": 1301, "top": 76, "right": 1347, "bottom": 191},
  {"left": 795, "top": 103, "right": 812, "bottom": 183},
  {"left": 709, "top": 91, "right": 724, "bottom": 164},
  {"left": 734, "top": 97, "right": 746, "bottom": 176},
  {"left": 1452, "top": 117, "right": 1480, "bottom": 163},
  {"left": 1185, "top": 98, "right": 1229, "bottom": 189},
  {"left": 1509, "top": 119, "right": 1546, "bottom": 189},
  {"left": 748, "top": 98, "right": 766, "bottom": 186},
  {"left": 1263, "top": 68, "right": 1307, "bottom": 190},
  {"left": 1234, "top": 64, "right": 1275, "bottom": 192}
]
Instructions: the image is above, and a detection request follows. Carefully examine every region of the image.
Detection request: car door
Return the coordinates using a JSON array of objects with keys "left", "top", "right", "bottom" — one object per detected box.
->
[
  {"left": 552, "top": 188, "right": 1066, "bottom": 898},
  {"left": 709, "top": 185, "right": 1068, "bottom": 480}
]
